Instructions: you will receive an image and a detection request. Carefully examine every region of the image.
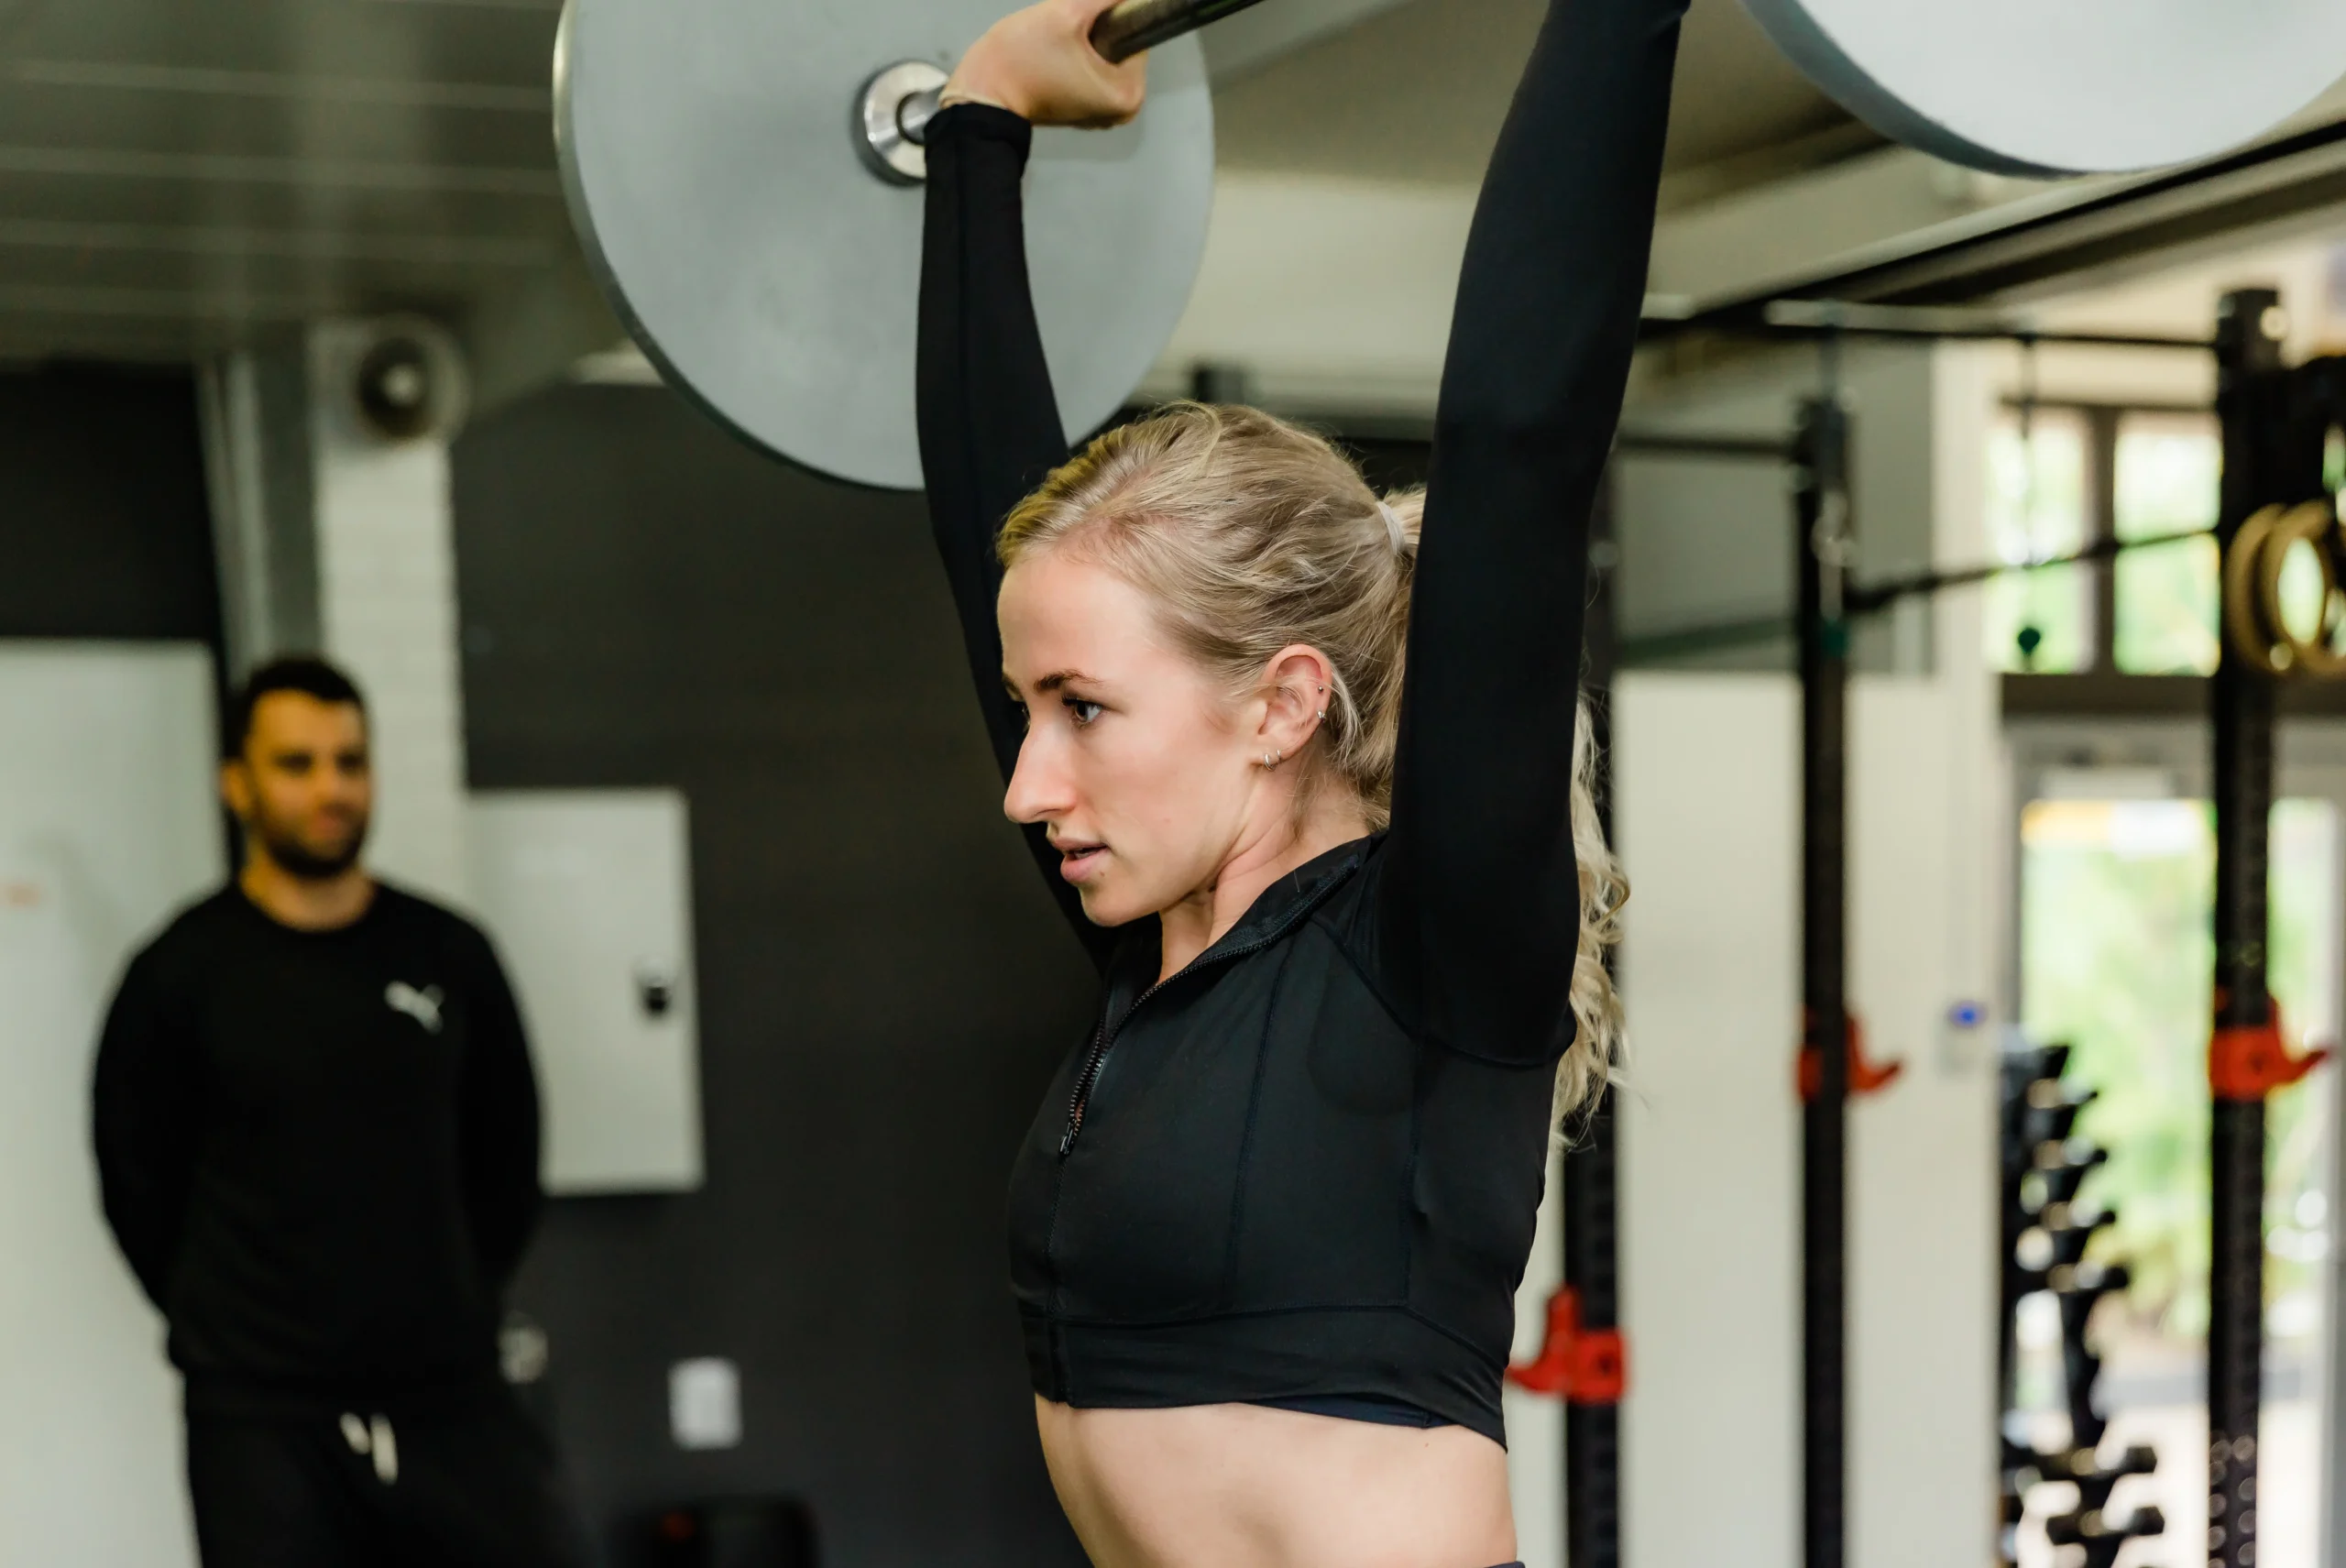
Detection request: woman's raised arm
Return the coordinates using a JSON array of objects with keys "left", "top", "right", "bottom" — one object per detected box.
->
[
  {"left": 915, "top": 103, "right": 1116, "bottom": 970},
  {"left": 1380, "top": 0, "right": 1686, "bottom": 1062}
]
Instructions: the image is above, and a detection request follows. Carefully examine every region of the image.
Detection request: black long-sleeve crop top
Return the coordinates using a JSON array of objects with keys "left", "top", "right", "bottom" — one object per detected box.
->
[{"left": 916, "top": 0, "right": 1684, "bottom": 1446}]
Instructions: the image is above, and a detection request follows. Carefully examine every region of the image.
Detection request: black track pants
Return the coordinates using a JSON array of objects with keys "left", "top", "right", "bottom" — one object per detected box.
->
[{"left": 186, "top": 1387, "right": 587, "bottom": 1568}]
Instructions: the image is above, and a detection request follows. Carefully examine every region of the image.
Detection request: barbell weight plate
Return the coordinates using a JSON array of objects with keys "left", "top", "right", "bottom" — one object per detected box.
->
[
  {"left": 555, "top": 0, "right": 1215, "bottom": 491},
  {"left": 1743, "top": 0, "right": 2346, "bottom": 177}
]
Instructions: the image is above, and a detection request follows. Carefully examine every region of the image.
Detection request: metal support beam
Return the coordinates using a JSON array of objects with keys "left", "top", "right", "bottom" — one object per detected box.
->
[
  {"left": 2083, "top": 404, "right": 2121, "bottom": 670},
  {"left": 1656, "top": 116, "right": 2346, "bottom": 317},
  {"left": 196, "top": 337, "right": 321, "bottom": 683},
  {"left": 1794, "top": 392, "right": 1855, "bottom": 1568},
  {"left": 1562, "top": 467, "right": 1623, "bottom": 1568},
  {"left": 2207, "top": 287, "right": 2292, "bottom": 1568},
  {"left": 1644, "top": 298, "right": 2215, "bottom": 352},
  {"left": 1562, "top": 1100, "right": 1623, "bottom": 1568}
]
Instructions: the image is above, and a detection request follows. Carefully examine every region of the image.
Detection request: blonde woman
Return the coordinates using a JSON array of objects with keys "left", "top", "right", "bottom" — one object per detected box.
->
[{"left": 915, "top": 0, "right": 1678, "bottom": 1562}]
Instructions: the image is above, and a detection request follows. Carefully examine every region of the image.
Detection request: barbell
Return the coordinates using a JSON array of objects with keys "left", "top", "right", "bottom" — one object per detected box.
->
[{"left": 554, "top": 0, "right": 2346, "bottom": 490}]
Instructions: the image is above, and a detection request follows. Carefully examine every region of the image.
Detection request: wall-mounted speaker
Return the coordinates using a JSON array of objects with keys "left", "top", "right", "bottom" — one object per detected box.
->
[{"left": 331, "top": 314, "right": 471, "bottom": 444}]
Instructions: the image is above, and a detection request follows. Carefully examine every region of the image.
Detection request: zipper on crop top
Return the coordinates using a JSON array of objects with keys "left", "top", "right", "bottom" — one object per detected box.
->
[{"left": 1056, "top": 860, "right": 1359, "bottom": 1157}]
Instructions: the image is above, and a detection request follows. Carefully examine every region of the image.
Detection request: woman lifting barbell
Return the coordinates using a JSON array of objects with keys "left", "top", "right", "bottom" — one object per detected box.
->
[{"left": 915, "top": 0, "right": 1680, "bottom": 1562}]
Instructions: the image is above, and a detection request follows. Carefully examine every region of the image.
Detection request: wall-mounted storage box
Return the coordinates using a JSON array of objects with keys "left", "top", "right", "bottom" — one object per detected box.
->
[{"left": 469, "top": 790, "right": 704, "bottom": 1194}]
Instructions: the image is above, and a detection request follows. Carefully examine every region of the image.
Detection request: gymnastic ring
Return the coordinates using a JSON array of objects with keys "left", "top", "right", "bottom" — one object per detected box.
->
[
  {"left": 2223, "top": 504, "right": 2292, "bottom": 675},
  {"left": 2255, "top": 501, "right": 2346, "bottom": 679}
]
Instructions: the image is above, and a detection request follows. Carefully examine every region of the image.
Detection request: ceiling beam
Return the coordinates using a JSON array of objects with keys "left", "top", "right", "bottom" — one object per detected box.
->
[{"left": 1652, "top": 115, "right": 2346, "bottom": 319}]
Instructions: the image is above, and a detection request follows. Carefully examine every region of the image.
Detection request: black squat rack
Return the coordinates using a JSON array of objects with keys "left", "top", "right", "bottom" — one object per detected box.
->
[
  {"left": 1778, "top": 299, "right": 2346, "bottom": 1568},
  {"left": 1511, "top": 288, "right": 2345, "bottom": 1568},
  {"left": 2202, "top": 288, "right": 2341, "bottom": 1568},
  {"left": 1505, "top": 471, "right": 1631, "bottom": 1568}
]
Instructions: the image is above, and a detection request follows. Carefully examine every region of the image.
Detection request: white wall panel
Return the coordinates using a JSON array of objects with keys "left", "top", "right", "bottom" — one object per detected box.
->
[
  {"left": 0, "top": 644, "right": 221, "bottom": 1568},
  {"left": 312, "top": 321, "right": 472, "bottom": 907},
  {"left": 1845, "top": 681, "right": 1999, "bottom": 1568},
  {"left": 1614, "top": 670, "right": 1998, "bottom": 1568},
  {"left": 1616, "top": 673, "right": 1804, "bottom": 1568}
]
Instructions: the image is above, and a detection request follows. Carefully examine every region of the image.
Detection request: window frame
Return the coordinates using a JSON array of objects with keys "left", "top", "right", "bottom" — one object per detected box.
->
[{"left": 1997, "top": 396, "right": 2223, "bottom": 673}]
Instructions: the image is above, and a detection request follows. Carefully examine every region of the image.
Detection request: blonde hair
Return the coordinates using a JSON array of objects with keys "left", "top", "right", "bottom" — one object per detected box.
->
[{"left": 999, "top": 402, "right": 1628, "bottom": 1121}]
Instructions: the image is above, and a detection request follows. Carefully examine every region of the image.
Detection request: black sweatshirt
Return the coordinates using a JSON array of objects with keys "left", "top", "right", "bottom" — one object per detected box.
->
[
  {"left": 917, "top": 0, "right": 1684, "bottom": 1442},
  {"left": 92, "top": 884, "right": 543, "bottom": 1409}
]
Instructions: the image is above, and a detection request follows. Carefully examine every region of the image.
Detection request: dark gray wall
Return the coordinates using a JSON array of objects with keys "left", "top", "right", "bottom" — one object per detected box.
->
[
  {"left": 451, "top": 383, "right": 1096, "bottom": 1568},
  {"left": 0, "top": 364, "right": 219, "bottom": 644}
]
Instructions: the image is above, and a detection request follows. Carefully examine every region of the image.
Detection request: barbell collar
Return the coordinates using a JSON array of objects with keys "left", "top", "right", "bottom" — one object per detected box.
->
[{"left": 860, "top": 61, "right": 949, "bottom": 184}]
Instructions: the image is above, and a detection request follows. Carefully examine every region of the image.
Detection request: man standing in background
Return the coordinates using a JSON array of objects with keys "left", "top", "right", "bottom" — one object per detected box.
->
[{"left": 93, "top": 655, "right": 585, "bottom": 1568}]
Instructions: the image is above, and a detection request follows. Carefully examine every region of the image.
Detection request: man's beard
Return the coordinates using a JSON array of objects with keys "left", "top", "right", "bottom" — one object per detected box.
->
[{"left": 249, "top": 809, "right": 367, "bottom": 881}]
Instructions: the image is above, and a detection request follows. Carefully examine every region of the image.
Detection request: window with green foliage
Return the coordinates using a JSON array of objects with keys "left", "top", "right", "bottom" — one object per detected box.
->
[
  {"left": 1981, "top": 404, "right": 2331, "bottom": 678},
  {"left": 2016, "top": 793, "right": 2340, "bottom": 1560},
  {"left": 1984, "top": 411, "right": 2089, "bottom": 673},
  {"left": 2112, "top": 414, "right": 2221, "bottom": 675},
  {"left": 2020, "top": 797, "right": 2338, "bottom": 1342}
]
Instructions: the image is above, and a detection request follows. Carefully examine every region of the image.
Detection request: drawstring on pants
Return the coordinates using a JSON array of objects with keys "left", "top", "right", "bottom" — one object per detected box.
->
[{"left": 338, "top": 1411, "right": 399, "bottom": 1485}]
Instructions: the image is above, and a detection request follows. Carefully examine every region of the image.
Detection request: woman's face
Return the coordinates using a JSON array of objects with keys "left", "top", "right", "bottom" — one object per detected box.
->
[{"left": 996, "top": 549, "right": 1264, "bottom": 928}]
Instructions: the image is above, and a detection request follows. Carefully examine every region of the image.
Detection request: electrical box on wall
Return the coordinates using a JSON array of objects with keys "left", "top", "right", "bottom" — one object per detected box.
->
[{"left": 469, "top": 790, "right": 704, "bottom": 1194}]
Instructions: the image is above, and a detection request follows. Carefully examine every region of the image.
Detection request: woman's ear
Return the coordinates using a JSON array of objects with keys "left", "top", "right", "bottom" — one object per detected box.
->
[
  {"left": 1257, "top": 645, "right": 1336, "bottom": 760},
  {"left": 219, "top": 758, "right": 253, "bottom": 822}
]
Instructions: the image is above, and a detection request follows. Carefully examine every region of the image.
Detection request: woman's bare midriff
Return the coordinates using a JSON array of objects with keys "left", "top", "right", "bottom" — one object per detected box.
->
[{"left": 1035, "top": 1397, "right": 1518, "bottom": 1568}]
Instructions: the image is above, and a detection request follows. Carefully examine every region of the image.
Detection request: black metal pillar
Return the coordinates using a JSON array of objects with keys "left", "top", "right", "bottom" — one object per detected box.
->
[
  {"left": 2208, "top": 288, "right": 2285, "bottom": 1568},
  {"left": 1562, "top": 1102, "right": 1622, "bottom": 1567},
  {"left": 1794, "top": 393, "right": 1854, "bottom": 1568},
  {"left": 2083, "top": 404, "right": 2121, "bottom": 669},
  {"left": 1562, "top": 469, "right": 1623, "bottom": 1568}
]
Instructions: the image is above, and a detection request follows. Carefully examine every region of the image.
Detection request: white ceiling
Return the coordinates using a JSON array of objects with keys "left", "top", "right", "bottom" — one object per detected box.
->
[
  {"left": 5, "top": 0, "right": 2336, "bottom": 409},
  {"left": 1211, "top": 0, "right": 1876, "bottom": 193},
  {"left": 0, "top": 0, "right": 573, "bottom": 373},
  {"left": 0, "top": 0, "right": 1897, "bottom": 379}
]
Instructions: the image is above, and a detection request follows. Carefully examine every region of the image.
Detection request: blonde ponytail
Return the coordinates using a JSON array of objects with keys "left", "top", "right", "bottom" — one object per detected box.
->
[{"left": 1558, "top": 696, "right": 1628, "bottom": 1124}]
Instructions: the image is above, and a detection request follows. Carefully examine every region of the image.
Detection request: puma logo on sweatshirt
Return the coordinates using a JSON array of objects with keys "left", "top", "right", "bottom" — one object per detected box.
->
[{"left": 384, "top": 981, "right": 445, "bottom": 1035}]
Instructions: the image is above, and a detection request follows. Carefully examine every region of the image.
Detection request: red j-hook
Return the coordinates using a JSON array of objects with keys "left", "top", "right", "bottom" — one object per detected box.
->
[
  {"left": 1797, "top": 1010, "right": 1903, "bottom": 1103},
  {"left": 1506, "top": 1287, "right": 1628, "bottom": 1405}
]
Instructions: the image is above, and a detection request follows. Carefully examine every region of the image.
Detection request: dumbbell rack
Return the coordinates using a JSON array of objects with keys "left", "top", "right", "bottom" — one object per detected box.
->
[{"left": 1996, "top": 1045, "right": 2165, "bottom": 1567}]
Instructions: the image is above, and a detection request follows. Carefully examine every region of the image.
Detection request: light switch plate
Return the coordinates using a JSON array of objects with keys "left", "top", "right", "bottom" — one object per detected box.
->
[{"left": 668, "top": 1357, "right": 741, "bottom": 1451}]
